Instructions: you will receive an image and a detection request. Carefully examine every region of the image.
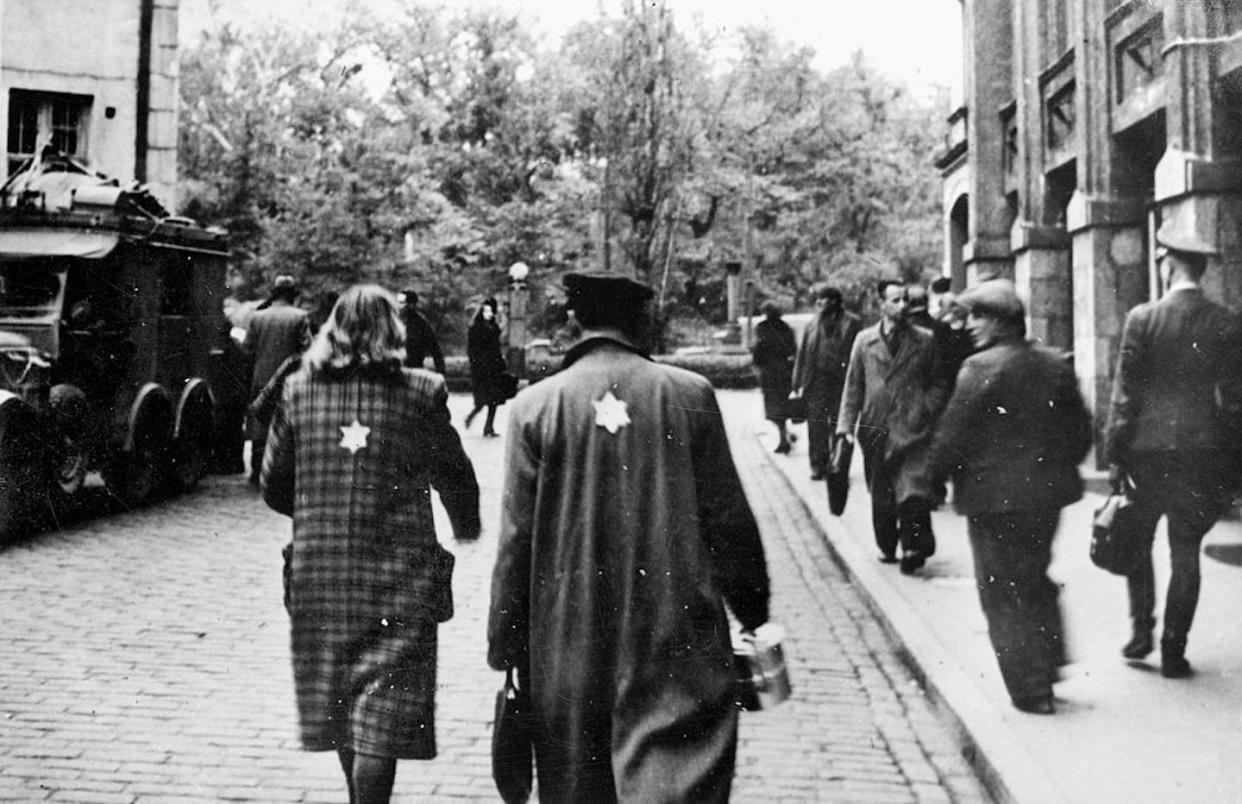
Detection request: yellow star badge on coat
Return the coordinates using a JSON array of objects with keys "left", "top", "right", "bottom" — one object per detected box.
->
[
  {"left": 339, "top": 419, "right": 371, "bottom": 454},
  {"left": 593, "top": 391, "right": 631, "bottom": 434}
]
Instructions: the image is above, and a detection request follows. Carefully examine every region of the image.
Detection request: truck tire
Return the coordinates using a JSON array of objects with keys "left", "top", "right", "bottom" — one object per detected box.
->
[
  {"left": 104, "top": 388, "right": 172, "bottom": 509},
  {"left": 166, "top": 380, "right": 214, "bottom": 493},
  {"left": 0, "top": 394, "right": 52, "bottom": 542}
]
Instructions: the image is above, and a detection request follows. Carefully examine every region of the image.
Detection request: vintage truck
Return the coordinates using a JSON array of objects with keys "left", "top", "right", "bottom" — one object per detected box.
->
[{"left": 0, "top": 154, "right": 230, "bottom": 538}]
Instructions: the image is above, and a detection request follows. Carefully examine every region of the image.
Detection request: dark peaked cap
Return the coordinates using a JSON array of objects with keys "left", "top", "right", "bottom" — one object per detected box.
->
[
  {"left": 563, "top": 271, "right": 655, "bottom": 308},
  {"left": 955, "top": 278, "right": 1025, "bottom": 323}
]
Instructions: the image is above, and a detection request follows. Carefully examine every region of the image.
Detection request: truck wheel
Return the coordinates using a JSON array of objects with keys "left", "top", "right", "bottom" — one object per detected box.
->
[
  {"left": 166, "top": 380, "right": 214, "bottom": 494},
  {"left": 48, "top": 385, "right": 89, "bottom": 498},
  {"left": 104, "top": 429, "right": 164, "bottom": 508},
  {"left": 0, "top": 396, "right": 52, "bottom": 541},
  {"left": 165, "top": 434, "right": 207, "bottom": 493}
]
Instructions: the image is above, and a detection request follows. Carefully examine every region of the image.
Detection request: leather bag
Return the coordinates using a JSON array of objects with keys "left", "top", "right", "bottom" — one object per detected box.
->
[
  {"left": 492, "top": 666, "right": 534, "bottom": 804},
  {"left": 1090, "top": 483, "right": 1144, "bottom": 576},
  {"left": 826, "top": 433, "right": 853, "bottom": 516}
]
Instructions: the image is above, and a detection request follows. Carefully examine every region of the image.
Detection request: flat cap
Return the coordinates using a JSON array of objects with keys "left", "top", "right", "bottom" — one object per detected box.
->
[
  {"left": 272, "top": 274, "right": 298, "bottom": 291},
  {"left": 955, "top": 278, "right": 1025, "bottom": 322},
  {"left": 1156, "top": 222, "right": 1217, "bottom": 256},
  {"left": 563, "top": 271, "right": 654, "bottom": 306}
]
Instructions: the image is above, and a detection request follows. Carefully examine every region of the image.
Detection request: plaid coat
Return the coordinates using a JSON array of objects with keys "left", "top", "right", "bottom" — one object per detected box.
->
[{"left": 262, "top": 362, "right": 480, "bottom": 758}]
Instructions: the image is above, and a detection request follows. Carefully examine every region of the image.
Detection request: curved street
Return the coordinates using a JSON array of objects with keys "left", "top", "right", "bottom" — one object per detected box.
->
[{"left": 0, "top": 390, "right": 987, "bottom": 803}]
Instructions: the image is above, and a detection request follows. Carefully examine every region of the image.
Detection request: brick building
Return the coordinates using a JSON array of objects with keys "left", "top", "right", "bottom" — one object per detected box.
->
[
  {"left": 938, "top": 0, "right": 1242, "bottom": 443},
  {"left": 1, "top": 0, "right": 181, "bottom": 207}
]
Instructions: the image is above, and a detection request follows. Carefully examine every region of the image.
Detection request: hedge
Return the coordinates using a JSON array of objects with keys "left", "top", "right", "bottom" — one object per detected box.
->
[{"left": 440, "top": 349, "right": 760, "bottom": 392}]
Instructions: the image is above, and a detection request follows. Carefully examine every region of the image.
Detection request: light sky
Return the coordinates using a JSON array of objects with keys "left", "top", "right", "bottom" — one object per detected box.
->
[{"left": 179, "top": 0, "right": 963, "bottom": 96}]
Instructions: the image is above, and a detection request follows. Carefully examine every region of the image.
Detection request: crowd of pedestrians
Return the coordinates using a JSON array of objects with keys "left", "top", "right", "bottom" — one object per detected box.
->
[
  {"left": 756, "top": 220, "right": 1242, "bottom": 719},
  {"left": 211, "top": 219, "right": 1240, "bottom": 800}
]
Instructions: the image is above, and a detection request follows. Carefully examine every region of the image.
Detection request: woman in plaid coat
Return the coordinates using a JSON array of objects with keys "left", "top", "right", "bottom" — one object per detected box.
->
[{"left": 262, "top": 284, "right": 480, "bottom": 803}]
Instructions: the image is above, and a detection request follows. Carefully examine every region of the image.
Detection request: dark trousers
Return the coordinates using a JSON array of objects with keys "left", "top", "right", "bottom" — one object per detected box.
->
[
  {"left": 806, "top": 398, "right": 835, "bottom": 473},
  {"left": 1124, "top": 452, "right": 1234, "bottom": 655},
  {"left": 861, "top": 444, "right": 935, "bottom": 559},
  {"left": 967, "top": 510, "right": 1064, "bottom": 702}
]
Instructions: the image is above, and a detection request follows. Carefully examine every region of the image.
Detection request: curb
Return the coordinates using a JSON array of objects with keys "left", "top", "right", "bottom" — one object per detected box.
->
[{"left": 757, "top": 435, "right": 1067, "bottom": 804}]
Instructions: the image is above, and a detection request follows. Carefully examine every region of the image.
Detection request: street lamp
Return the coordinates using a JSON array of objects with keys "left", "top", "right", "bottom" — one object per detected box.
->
[{"left": 507, "top": 262, "right": 530, "bottom": 376}]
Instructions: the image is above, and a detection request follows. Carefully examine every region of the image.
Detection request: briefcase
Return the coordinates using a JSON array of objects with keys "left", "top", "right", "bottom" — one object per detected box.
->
[
  {"left": 826, "top": 434, "right": 853, "bottom": 516},
  {"left": 1090, "top": 486, "right": 1145, "bottom": 576},
  {"left": 492, "top": 667, "right": 533, "bottom": 803}
]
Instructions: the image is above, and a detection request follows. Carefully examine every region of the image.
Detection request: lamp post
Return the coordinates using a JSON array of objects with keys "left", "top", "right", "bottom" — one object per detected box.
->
[{"left": 507, "top": 261, "right": 530, "bottom": 377}]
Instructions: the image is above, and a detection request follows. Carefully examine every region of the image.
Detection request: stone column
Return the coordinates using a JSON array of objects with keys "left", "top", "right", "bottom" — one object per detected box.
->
[{"left": 962, "top": 0, "right": 1015, "bottom": 281}]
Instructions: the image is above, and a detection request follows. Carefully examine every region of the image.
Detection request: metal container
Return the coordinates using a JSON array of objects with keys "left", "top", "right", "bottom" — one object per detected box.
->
[{"left": 733, "top": 623, "right": 792, "bottom": 710}]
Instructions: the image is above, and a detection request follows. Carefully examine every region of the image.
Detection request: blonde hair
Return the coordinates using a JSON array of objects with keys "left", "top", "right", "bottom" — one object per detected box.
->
[{"left": 304, "top": 284, "right": 406, "bottom": 371}]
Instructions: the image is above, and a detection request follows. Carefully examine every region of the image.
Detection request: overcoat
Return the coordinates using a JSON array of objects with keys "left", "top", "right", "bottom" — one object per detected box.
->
[
  {"left": 791, "top": 310, "right": 862, "bottom": 419},
  {"left": 837, "top": 322, "right": 947, "bottom": 503},
  {"left": 488, "top": 337, "right": 770, "bottom": 803},
  {"left": 245, "top": 299, "right": 311, "bottom": 397},
  {"left": 262, "top": 363, "right": 480, "bottom": 758},
  {"left": 751, "top": 317, "right": 797, "bottom": 420},
  {"left": 927, "top": 338, "right": 1092, "bottom": 515},
  {"left": 467, "top": 316, "right": 510, "bottom": 406}
]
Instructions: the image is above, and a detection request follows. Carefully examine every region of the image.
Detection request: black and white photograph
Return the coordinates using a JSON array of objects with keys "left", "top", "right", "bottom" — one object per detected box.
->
[{"left": 2, "top": 0, "right": 1241, "bottom": 801}]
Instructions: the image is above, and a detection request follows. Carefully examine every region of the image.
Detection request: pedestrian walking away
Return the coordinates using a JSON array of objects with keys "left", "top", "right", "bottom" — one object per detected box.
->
[
  {"left": 245, "top": 274, "right": 312, "bottom": 485},
  {"left": 398, "top": 288, "right": 446, "bottom": 374},
  {"left": 1104, "top": 222, "right": 1242, "bottom": 679},
  {"left": 488, "top": 270, "right": 770, "bottom": 803},
  {"left": 464, "top": 296, "right": 512, "bottom": 437},
  {"left": 261, "top": 284, "right": 481, "bottom": 803},
  {"left": 790, "top": 284, "right": 861, "bottom": 479},
  {"left": 927, "top": 279, "right": 1092, "bottom": 714},
  {"left": 837, "top": 278, "right": 948, "bottom": 574},
  {"left": 751, "top": 300, "right": 798, "bottom": 454}
]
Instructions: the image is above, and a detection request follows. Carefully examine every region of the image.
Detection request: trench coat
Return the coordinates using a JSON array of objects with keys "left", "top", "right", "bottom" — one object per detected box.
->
[
  {"left": 488, "top": 336, "right": 770, "bottom": 803},
  {"left": 837, "top": 322, "right": 948, "bottom": 504},
  {"left": 245, "top": 299, "right": 311, "bottom": 398},
  {"left": 467, "top": 316, "right": 511, "bottom": 406},
  {"left": 752, "top": 316, "right": 797, "bottom": 421},
  {"left": 792, "top": 311, "right": 862, "bottom": 469},
  {"left": 262, "top": 363, "right": 480, "bottom": 758}
]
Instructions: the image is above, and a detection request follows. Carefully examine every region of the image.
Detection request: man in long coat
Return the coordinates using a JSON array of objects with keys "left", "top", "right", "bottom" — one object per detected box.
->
[
  {"left": 488, "top": 272, "right": 771, "bottom": 803},
  {"left": 791, "top": 285, "right": 862, "bottom": 479},
  {"left": 928, "top": 279, "right": 1092, "bottom": 714},
  {"left": 1105, "top": 223, "right": 1242, "bottom": 678},
  {"left": 837, "top": 279, "right": 948, "bottom": 574},
  {"left": 246, "top": 275, "right": 312, "bottom": 484}
]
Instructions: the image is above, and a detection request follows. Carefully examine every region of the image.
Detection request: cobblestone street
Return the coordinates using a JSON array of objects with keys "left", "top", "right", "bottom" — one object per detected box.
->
[{"left": 0, "top": 391, "right": 987, "bottom": 803}]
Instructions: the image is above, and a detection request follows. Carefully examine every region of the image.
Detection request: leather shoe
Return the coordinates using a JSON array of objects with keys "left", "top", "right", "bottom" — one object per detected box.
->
[
  {"left": 774, "top": 442, "right": 792, "bottom": 454},
  {"left": 1161, "top": 654, "right": 1192, "bottom": 679},
  {"left": 1012, "top": 695, "right": 1055, "bottom": 715},
  {"left": 810, "top": 469, "right": 826, "bottom": 481},
  {"left": 879, "top": 553, "right": 898, "bottom": 564},
  {"left": 1122, "top": 630, "right": 1154, "bottom": 660},
  {"left": 899, "top": 552, "right": 926, "bottom": 575}
]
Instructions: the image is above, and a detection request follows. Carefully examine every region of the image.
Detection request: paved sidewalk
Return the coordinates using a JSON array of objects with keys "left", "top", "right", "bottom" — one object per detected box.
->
[{"left": 760, "top": 405, "right": 1242, "bottom": 803}]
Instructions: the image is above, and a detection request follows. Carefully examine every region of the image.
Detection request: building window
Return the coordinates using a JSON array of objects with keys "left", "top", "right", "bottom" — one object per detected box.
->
[{"left": 6, "top": 90, "right": 91, "bottom": 177}]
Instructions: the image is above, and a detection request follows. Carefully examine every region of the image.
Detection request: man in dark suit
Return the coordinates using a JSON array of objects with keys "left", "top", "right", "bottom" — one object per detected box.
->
[
  {"left": 928, "top": 279, "right": 1092, "bottom": 714},
  {"left": 1105, "top": 223, "right": 1242, "bottom": 678},
  {"left": 398, "top": 288, "right": 446, "bottom": 374},
  {"left": 791, "top": 285, "right": 862, "bottom": 479},
  {"left": 837, "top": 279, "right": 949, "bottom": 574},
  {"left": 246, "top": 275, "right": 312, "bottom": 486}
]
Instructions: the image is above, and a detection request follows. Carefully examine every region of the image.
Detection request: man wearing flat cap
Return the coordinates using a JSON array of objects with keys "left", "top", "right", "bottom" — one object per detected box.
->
[
  {"left": 1105, "top": 223, "right": 1242, "bottom": 679},
  {"left": 245, "top": 274, "right": 312, "bottom": 485},
  {"left": 488, "top": 271, "right": 770, "bottom": 801},
  {"left": 928, "top": 279, "right": 1092, "bottom": 714}
]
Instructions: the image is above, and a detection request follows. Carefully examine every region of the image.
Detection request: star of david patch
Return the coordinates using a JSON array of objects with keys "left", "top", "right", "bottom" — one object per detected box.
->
[
  {"left": 339, "top": 419, "right": 371, "bottom": 454},
  {"left": 592, "top": 391, "right": 631, "bottom": 434}
]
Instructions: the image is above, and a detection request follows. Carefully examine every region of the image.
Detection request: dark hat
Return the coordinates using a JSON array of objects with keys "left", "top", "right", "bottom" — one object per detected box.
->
[
  {"left": 562, "top": 271, "right": 655, "bottom": 307},
  {"left": 1155, "top": 222, "right": 1217, "bottom": 256},
  {"left": 955, "top": 278, "right": 1025, "bottom": 322},
  {"left": 930, "top": 276, "right": 952, "bottom": 294},
  {"left": 272, "top": 275, "right": 298, "bottom": 291}
]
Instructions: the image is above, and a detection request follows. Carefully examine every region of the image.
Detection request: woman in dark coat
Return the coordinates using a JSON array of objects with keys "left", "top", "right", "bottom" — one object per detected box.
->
[
  {"left": 752, "top": 301, "right": 798, "bottom": 453},
  {"left": 464, "top": 297, "right": 509, "bottom": 437},
  {"left": 261, "top": 284, "right": 480, "bottom": 802}
]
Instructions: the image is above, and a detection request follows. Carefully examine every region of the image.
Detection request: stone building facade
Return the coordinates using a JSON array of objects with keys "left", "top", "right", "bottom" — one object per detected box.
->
[
  {"left": 1, "top": 0, "right": 181, "bottom": 207},
  {"left": 938, "top": 0, "right": 1242, "bottom": 450}
]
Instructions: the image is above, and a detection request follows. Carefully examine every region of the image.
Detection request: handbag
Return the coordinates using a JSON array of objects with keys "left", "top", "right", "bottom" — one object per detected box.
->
[
  {"left": 492, "top": 666, "right": 534, "bottom": 804},
  {"left": 826, "top": 433, "right": 853, "bottom": 516},
  {"left": 430, "top": 544, "right": 455, "bottom": 623},
  {"left": 787, "top": 393, "right": 808, "bottom": 425},
  {"left": 1090, "top": 480, "right": 1144, "bottom": 576}
]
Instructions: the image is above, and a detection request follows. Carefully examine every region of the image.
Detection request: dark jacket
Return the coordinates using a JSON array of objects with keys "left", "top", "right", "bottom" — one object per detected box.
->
[
  {"left": 752, "top": 316, "right": 797, "bottom": 419},
  {"left": 791, "top": 310, "right": 862, "bottom": 411},
  {"left": 928, "top": 338, "right": 1092, "bottom": 515},
  {"left": 488, "top": 336, "right": 769, "bottom": 802},
  {"left": 402, "top": 307, "right": 446, "bottom": 374},
  {"left": 837, "top": 321, "right": 948, "bottom": 503},
  {"left": 467, "top": 315, "right": 510, "bottom": 406},
  {"left": 1105, "top": 286, "right": 1242, "bottom": 462},
  {"left": 245, "top": 299, "right": 311, "bottom": 397}
]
